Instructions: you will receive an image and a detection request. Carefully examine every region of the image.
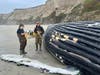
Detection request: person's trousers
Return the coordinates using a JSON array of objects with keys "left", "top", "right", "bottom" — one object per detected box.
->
[
  {"left": 19, "top": 40, "right": 27, "bottom": 54},
  {"left": 35, "top": 37, "right": 42, "bottom": 50}
]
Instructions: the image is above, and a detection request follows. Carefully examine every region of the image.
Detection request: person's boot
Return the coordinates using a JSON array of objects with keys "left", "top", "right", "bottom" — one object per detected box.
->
[
  {"left": 40, "top": 47, "right": 42, "bottom": 51},
  {"left": 39, "top": 44, "right": 42, "bottom": 51},
  {"left": 22, "top": 50, "right": 27, "bottom": 55},
  {"left": 36, "top": 48, "right": 38, "bottom": 51},
  {"left": 20, "top": 50, "right": 23, "bottom": 55},
  {"left": 36, "top": 44, "right": 38, "bottom": 51},
  {"left": 24, "top": 52, "right": 27, "bottom": 54}
]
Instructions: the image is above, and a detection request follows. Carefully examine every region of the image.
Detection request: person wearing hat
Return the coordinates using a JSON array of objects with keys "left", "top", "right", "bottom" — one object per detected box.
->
[
  {"left": 34, "top": 22, "right": 44, "bottom": 51},
  {"left": 17, "top": 24, "right": 27, "bottom": 55}
]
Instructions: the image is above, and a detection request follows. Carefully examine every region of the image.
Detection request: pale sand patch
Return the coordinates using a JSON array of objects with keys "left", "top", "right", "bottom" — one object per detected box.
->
[{"left": 0, "top": 25, "right": 65, "bottom": 75}]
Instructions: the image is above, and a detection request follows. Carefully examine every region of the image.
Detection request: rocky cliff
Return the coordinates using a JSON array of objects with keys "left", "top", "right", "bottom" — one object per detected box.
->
[
  {"left": 0, "top": 0, "right": 100, "bottom": 25},
  {"left": 64, "top": 0, "right": 100, "bottom": 22}
]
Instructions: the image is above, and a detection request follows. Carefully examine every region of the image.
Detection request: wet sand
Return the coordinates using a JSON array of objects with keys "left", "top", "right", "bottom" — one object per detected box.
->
[{"left": 0, "top": 25, "right": 65, "bottom": 75}]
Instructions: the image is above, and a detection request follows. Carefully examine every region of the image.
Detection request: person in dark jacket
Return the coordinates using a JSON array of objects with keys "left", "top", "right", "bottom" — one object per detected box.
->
[
  {"left": 34, "top": 22, "right": 44, "bottom": 51},
  {"left": 17, "top": 24, "right": 27, "bottom": 55}
]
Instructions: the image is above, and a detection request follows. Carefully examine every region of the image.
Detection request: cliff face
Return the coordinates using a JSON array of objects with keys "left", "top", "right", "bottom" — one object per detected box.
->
[
  {"left": 0, "top": 0, "right": 84, "bottom": 24},
  {"left": 64, "top": 0, "right": 100, "bottom": 22}
]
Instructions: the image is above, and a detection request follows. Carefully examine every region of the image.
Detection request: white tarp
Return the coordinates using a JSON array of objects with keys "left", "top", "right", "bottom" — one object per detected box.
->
[{"left": 0, "top": 54, "right": 79, "bottom": 75}]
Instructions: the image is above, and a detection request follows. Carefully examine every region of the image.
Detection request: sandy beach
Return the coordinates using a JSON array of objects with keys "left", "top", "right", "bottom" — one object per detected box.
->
[{"left": 0, "top": 25, "right": 65, "bottom": 75}]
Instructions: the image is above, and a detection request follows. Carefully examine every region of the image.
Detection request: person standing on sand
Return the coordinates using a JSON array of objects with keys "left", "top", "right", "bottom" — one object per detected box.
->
[
  {"left": 17, "top": 24, "right": 27, "bottom": 55},
  {"left": 34, "top": 22, "right": 44, "bottom": 51}
]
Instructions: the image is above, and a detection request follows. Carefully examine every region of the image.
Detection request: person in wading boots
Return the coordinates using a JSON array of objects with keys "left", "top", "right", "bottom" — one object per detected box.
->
[
  {"left": 17, "top": 24, "right": 27, "bottom": 55},
  {"left": 34, "top": 22, "right": 44, "bottom": 51}
]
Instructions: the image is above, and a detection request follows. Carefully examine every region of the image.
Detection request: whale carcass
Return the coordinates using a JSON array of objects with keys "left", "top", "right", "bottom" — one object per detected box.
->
[{"left": 44, "top": 21, "right": 100, "bottom": 75}]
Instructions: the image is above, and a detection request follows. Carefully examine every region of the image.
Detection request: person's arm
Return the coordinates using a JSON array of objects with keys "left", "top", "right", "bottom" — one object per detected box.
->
[
  {"left": 21, "top": 33, "right": 25, "bottom": 35},
  {"left": 21, "top": 29, "right": 26, "bottom": 35},
  {"left": 34, "top": 27, "right": 37, "bottom": 33},
  {"left": 40, "top": 27, "right": 44, "bottom": 35},
  {"left": 41, "top": 27, "right": 44, "bottom": 34}
]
